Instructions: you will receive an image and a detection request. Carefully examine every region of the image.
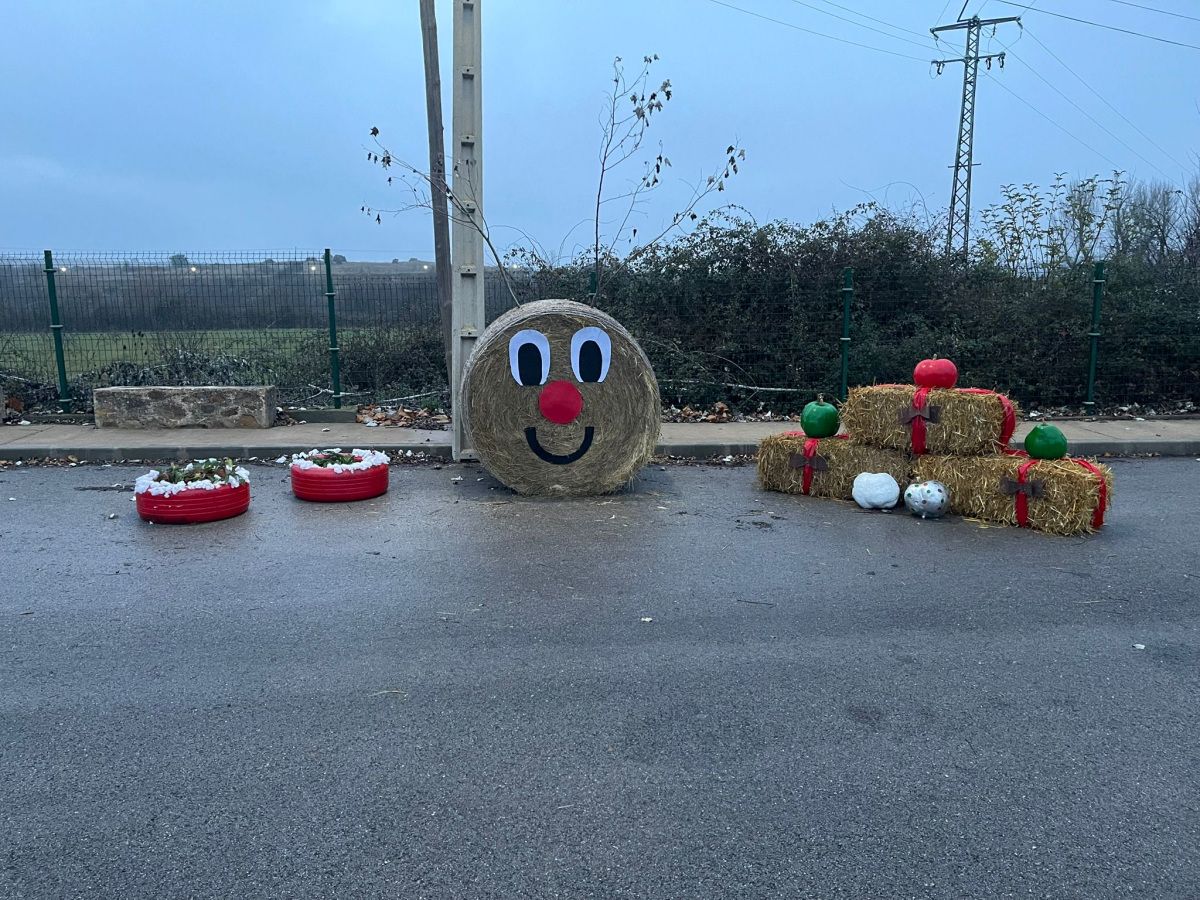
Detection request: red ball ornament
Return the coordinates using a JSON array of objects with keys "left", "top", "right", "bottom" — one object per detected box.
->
[
  {"left": 913, "top": 357, "right": 958, "bottom": 389},
  {"left": 538, "top": 379, "right": 584, "bottom": 425}
]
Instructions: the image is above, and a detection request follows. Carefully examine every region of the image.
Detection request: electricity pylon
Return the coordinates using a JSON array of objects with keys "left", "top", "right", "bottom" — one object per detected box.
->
[{"left": 932, "top": 11, "right": 1020, "bottom": 259}]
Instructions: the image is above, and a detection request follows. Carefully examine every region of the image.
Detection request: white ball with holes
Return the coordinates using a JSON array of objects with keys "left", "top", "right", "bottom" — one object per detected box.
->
[{"left": 903, "top": 480, "right": 950, "bottom": 519}]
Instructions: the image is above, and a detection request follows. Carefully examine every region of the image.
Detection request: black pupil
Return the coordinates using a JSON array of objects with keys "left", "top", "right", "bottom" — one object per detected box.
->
[
  {"left": 517, "top": 343, "right": 543, "bottom": 385},
  {"left": 579, "top": 340, "right": 603, "bottom": 382}
]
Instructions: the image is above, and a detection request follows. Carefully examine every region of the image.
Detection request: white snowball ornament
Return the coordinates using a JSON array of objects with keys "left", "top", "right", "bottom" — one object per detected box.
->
[
  {"left": 852, "top": 472, "right": 900, "bottom": 509},
  {"left": 904, "top": 480, "right": 950, "bottom": 519}
]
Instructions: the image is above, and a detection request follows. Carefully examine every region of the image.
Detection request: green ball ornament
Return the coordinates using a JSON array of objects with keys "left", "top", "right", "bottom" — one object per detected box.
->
[
  {"left": 1024, "top": 423, "right": 1069, "bottom": 460},
  {"left": 801, "top": 394, "right": 840, "bottom": 439}
]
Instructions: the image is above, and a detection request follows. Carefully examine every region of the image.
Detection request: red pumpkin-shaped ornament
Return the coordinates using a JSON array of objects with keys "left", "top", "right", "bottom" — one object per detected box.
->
[{"left": 913, "top": 357, "right": 958, "bottom": 389}]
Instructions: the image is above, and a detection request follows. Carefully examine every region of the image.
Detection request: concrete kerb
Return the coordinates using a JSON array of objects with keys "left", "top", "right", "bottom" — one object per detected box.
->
[
  {"left": 2, "top": 438, "right": 1196, "bottom": 464},
  {"left": 284, "top": 409, "right": 360, "bottom": 424},
  {"left": 1, "top": 441, "right": 723, "bottom": 463},
  {"left": 660, "top": 441, "right": 762, "bottom": 459},
  {"left": 3, "top": 420, "right": 1200, "bottom": 463},
  {"left": 1062, "top": 438, "right": 1197, "bottom": 457},
  {"left": 0, "top": 443, "right": 454, "bottom": 463}
]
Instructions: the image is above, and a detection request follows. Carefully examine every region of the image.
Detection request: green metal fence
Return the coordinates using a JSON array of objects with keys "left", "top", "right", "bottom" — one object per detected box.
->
[
  {"left": 0, "top": 250, "right": 519, "bottom": 412},
  {"left": 1, "top": 249, "right": 1197, "bottom": 414}
]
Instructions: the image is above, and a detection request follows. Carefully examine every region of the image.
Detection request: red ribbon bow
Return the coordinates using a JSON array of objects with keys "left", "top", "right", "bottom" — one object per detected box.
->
[
  {"left": 1011, "top": 458, "right": 1041, "bottom": 526},
  {"left": 788, "top": 450, "right": 828, "bottom": 471},
  {"left": 1000, "top": 475, "right": 1045, "bottom": 500},
  {"left": 898, "top": 404, "right": 941, "bottom": 426},
  {"left": 787, "top": 437, "right": 830, "bottom": 494},
  {"left": 906, "top": 387, "right": 935, "bottom": 454},
  {"left": 880, "top": 385, "right": 1017, "bottom": 454},
  {"left": 1003, "top": 450, "right": 1108, "bottom": 529}
]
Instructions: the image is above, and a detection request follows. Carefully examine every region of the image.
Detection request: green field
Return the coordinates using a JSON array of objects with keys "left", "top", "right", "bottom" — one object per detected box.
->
[
  {"left": 1, "top": 323, "right": 448, "bottom": 409},
  {"left": 1, "top": 328, "right": 326, "bottom": 381}
]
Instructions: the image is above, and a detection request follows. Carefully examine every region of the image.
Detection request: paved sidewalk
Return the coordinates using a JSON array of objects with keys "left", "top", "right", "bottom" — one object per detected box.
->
[{"left": 1, "top": 418, "right": 1197, "bottom": 461}]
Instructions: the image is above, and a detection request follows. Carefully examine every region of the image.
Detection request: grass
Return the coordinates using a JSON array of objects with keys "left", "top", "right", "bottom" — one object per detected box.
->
[
  {"left": 1, "top": 329, "right": 324, "bottom": 379},
  {"left": 1, "top": 324, "right": 449, "bottom": 411}
]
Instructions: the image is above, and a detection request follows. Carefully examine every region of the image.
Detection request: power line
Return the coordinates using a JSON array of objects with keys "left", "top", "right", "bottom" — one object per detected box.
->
[
  {"left": 984, "top": 72, "right": 1122, "bottom": 169},
  {"left": 992, "top": 1, "right": 1200, "bottom": 51},
  {"left": 1100, "top": 0, "right": 1200, "bottom": 24},
  {"left": 701, "top": 0, "right": 930, "bottom": 61},
  {"left": 1023, "top": 26, "right": 1190, "bottom": 173},
  {"left": 1002, "top": 46, "right": 1171, "bottom": 178},
  {"left": 983, "top": 0, "right": 1036, "bottom": 50},
  {"left": 783, "top": 0, "right": 934, "bottom": 49},
  {"left": 809, "top": 0, "right": 937, "bottom": 42}
]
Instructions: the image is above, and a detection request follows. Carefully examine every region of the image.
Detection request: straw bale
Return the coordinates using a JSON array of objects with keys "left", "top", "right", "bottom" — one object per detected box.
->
[
  {"left": 758, "top": 432, "right": 912, "bottom": 500},
  {"left": 914, "top": 454, "right": 1113, "bottom": 535},
  {"left": 841, "top": 385, "right": 1018, "bottom": 455},
  {"left": 462, "top": 299, "right": 659, "bottom": 496}
]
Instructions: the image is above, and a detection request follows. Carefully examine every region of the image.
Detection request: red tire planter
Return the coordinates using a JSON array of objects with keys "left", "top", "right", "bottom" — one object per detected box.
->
[
  {"left": 136, "top": 482, "right": 250, "bottom": 524},
  {"left": 290, "top": 462, "right": 389, "bottom": 502}
]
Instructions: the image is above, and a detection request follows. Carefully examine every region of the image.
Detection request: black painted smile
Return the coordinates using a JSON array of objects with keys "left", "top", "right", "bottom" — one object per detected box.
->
[{"left": 525, "top": 426, "right": 595, "bottom": 465}]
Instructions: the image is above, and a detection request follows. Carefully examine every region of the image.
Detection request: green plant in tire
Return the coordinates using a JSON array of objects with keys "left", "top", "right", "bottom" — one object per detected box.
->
[
  {"left": 801, "top": 394, "right": 840, "bottom": 438},
  {"left": 1024, "top": 423, "right": 1069, "bottom": 460},
  {"left": 299, "top": 451, "right": 360, "bottom": 467}
]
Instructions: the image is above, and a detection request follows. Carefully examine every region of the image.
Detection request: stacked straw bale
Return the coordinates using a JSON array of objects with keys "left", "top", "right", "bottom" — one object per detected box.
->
[
  {"left": 759, "top": 377, "right": 1111, "bottom": 534},
  {"left": 758, "top": 368, "right": 1112, "bottom": 534},
  {"left": 757, "top": 433, "right": 911, "bottom": 500},
  {"left": 915, "top": 453, "right": 1113, "bottom": 536},
  {"left": 840, "top": 385, "right": 1017, "bottom": 455}
]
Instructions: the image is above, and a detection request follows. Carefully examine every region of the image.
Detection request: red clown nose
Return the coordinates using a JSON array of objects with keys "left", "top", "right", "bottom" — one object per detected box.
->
[{"left": 538, "top": 379, "right": 583, "bottom": 425}]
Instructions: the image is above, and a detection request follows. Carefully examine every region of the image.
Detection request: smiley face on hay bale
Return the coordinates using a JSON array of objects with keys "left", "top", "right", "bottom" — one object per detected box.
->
[{"left": 462, "top": 299, "right": 660, "bottom": 496}]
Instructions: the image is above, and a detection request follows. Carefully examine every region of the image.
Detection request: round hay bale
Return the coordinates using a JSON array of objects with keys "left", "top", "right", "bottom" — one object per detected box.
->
[{"left": 462, "top": 299, "right": 659, "bottom": 496}]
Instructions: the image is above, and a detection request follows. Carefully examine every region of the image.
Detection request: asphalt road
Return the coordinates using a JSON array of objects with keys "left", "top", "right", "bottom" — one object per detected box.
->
[{"left": 1, "top": 458, "right": 1197, "bottom": 899}]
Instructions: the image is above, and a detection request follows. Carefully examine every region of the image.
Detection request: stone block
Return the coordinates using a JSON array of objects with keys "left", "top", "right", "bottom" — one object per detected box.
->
[{"left": 93, "top": 386, "right": 277, "bottom": 429}]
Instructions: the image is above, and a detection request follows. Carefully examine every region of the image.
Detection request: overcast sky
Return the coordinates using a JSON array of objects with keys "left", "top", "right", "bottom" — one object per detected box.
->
[{"left": 2, "top": 0, "right": 1197, "bottom": 259}]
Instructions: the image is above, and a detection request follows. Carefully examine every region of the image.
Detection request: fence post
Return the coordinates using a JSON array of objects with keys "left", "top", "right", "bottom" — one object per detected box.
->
[
  {"left": 839, "top": 267, "right": 854, "bottom": 401},
  {"left": 1084, "top": 260, "right": 1105, "bottom": 411},
  {"left": 324, "top": 248, "right": 342, "bottom": 409},
  {"left": 42, "top": 249, "right": 72, "bottom": 413}
]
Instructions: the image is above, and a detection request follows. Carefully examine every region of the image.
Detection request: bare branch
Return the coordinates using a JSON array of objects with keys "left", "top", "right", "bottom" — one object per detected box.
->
[
  {"left": 366, "top": 133, "right": 523, "bottom": 306},
  {"left": 366, "top": 52, "right": 745, "bottom": 307}
]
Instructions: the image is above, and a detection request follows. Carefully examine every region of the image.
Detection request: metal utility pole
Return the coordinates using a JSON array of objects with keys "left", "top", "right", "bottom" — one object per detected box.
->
[
  {"left": 419, "top": 0, "right": 454, "bottom": 384},
  {"left": 932, "top": 7, "right": 1020, "bottom": 259},
  {"left": 450, "top": 0, "right": 484, "bottom": 460}
]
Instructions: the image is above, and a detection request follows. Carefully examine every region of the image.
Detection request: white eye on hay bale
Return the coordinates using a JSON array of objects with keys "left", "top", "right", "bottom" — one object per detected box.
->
[{"left": 461, "top": 299, "right": 660, "bottom": 496}]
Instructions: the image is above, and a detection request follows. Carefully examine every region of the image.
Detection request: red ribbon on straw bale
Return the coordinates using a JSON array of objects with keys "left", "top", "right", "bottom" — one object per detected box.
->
[
  {"left": 1002, "top": 449, "right": 1108, "bottom": 529},
  {"left": 784, "top": 432, "right": 847, "bottom": 495},
  {"left": 880, "top": 385, "right": 1017, "bottom": 454}
]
